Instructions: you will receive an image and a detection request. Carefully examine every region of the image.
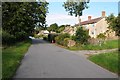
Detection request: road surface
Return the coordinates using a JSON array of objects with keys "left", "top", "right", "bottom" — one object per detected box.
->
[{"left": 14, "top": 39, "right": 118, "bottom": 78}]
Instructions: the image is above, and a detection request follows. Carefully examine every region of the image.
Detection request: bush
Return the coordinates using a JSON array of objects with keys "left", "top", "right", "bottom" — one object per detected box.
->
[
  {"left": 73, "top": 27, "right": 90, "bottom": 44},
  {"left": 63, "top": 38, "right": 70, "bottom": 47},
  {"left": 97, "top": 33, "right": 106, "bottom": 39},
  {"left": 55, "top": 33, "right": 70, "bottom": 45},
  {"left": 43, "top": 36, "right": 48, "bottom": 40},
  {"left": 97, "top": 33, "right": 106, "bottom": 46},
  {"left": 71, "top": 35, "right": 76, "bottom": 40},
  {"left": 2, "top": 31, "right": 16, "bottom": 45},
  {"left": 15, "top": 31, "right": 29, "bottom": 41}
]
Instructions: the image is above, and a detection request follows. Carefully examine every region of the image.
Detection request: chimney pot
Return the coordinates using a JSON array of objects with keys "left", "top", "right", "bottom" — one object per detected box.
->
[
  {"left": 88, "top": 16, "right": 91, "bottom": 20},
  {"left": 102, "top": 11, "right": 106, "bottom": 17}
]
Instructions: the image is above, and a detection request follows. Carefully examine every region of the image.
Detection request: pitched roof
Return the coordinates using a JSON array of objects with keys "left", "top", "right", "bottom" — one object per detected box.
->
[{"left": 81, "top": 17, "right": 103, "bottom": 25}]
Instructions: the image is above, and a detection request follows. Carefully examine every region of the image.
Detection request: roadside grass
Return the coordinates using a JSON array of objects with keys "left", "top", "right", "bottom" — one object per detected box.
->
[
  {"left": 68, "top": 39, "right": 119, "bottom": 50},
  {"left": 88, "top": 51, "right": 119, "bottom": 74},
  {"left": 2, "top": 39, "right": 32, "bottom": 79}
]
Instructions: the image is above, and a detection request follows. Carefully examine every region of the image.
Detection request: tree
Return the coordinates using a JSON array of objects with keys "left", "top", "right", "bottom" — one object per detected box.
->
[
  {"left": 57, "top": 25, "right": 65, "bottom": 33},
  {"left": 63, "top": 0, "right": 89, "bottom": 25},
  {"left": 2, "top": 1, "right": 48, "bottom": 43},
  {"left": 106, "top": 14, "right": 120, "bottom": 36},
  {"left": 47, "top": 23, "right": 58, "bottom": 32},
  {"left": 74, "top": 27, "right": 90, "bottom": 44}
]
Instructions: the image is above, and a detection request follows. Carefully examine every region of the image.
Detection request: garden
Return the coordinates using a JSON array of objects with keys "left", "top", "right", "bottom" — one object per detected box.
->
[{"left": 44, "top": 26, "right": 119, "bottom": 51}]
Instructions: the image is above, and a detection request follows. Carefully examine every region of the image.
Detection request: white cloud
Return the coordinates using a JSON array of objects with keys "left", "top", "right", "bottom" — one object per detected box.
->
[
  {"left": 46, "top": 13, "right": 100, "bottom": 26},
  {"left": 46, "top": 13, "right": 78, "bottom": 26}
]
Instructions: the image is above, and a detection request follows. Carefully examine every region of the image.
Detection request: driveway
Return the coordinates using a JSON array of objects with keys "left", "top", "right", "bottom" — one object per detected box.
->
[{"left": 14, "top": 39, "right": 118, "bottom": 78}]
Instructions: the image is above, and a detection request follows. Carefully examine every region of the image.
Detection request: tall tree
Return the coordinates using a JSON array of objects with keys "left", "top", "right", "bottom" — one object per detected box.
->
[
  {"left": 106, "top": 14, "right": 120, "bottom": 36},
  {"left": 63, "top": 0, "right": 89, "bottom": 25},
  {"left": 2, "top": 1, "right": 48, "bottom": 41},
  {"left": 47, "top": 23, "right": 58, "bottom": 32}
]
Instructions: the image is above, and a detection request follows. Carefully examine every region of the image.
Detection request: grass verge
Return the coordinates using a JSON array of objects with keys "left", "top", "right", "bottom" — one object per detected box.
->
[
  {"left": 88, "top": 51, "right": 119, "bottom": 74},
  {"left": 68, "top": 39, "right": 119, "bottom": 50},
  {"left": 2, "top": 39, "right": 32, "bottom": 79}
]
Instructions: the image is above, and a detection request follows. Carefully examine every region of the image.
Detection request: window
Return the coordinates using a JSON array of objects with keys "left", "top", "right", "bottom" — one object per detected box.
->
[{"left": 92, "top": 32, "right": 94, "bottom": 34}]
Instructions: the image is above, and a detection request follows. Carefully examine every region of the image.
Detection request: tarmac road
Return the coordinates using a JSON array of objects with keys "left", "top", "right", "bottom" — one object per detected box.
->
[{"left": 14, "top": 39, "right": 118, "bottom": 78}]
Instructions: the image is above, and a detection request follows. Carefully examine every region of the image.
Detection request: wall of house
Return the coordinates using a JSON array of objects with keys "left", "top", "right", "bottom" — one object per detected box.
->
[
  {"left": 82, "top": 18, "right": 112, "bottom": 38},
  {"left": 62, "top": 26, "right": 76, "bottom": 36},
  {"left": 83, "top": 23, "right": 97, "bottom": 38},
  {"left": 93, "top": 18, "right": 109, "bottom": 38}
]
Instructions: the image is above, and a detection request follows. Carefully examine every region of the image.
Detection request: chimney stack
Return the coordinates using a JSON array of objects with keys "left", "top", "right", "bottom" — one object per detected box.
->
[
  {"left": 88, "top": 16, "right": 91, "bottom": 21},
  {"left": 102, "top": 11, "right": 106, "bottom": 17}
]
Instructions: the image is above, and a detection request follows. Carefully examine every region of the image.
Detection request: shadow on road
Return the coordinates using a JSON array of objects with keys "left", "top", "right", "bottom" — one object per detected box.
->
[{"left": 32, "top": 38, "right": 49, "bottom": 44}]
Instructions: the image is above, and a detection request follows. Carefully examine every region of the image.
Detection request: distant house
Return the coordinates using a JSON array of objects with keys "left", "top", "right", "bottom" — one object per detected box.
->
[
  {"left": 62, "top": 26, "right": 77, "bottom": 36},
  {"left": 80, "top": 11, "right": 116, "bottom": 38},
  {"left": 37, "top": 30, "right": 49, "bottom": 36}
]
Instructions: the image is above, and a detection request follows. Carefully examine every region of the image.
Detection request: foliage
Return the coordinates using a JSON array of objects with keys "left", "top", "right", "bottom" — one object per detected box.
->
[
  {"left": 2, "top": 39, "right": 31, "bottom": 79},
  {"left": 63, "top": 0, "right": 89, "bottom": 17},
  {"left": 34, "top": 27, "right": 45, "bottom": 34},
  {"left": 71, "top": 35, "right": 76, "bottom": 40},
  {"left": 97, "top": 33, "right": 106, "bottom": 46},
  {"left": 43, "top": 36, "right": 48, "bottom": 40},
  {"left": 63, "top": 38, "right": 70, "bottom": 47},
  {"left": 34, "top": 34, "right": 44, "bottom": 38},
  {"left": 88, "top": 51, "right": 118, "bottom": 73},
  {"left": 106, "top": 14, "right": 120, "bottom": 36},
  {"left": 55, "top": 33, "right": 70, "bottom": 46},
  {"left": 48, "top": 33, "right": 58, "bottom": 43},
  {"left": 63, "top": 0, "right": 89, "bottom": 24},
  {"left": 73, "top": 27, "right": 90, "bottom": 44},
  {"left": 47, "top": 23, "right": 58, "bottom": 32},
  {"left": 57, "top": 25, "right": 65, "bottom": 33},
  {"left": 2, "top": 2, "right": 48, "bottom": 45},
  {"left": 97, "top": 33, "right": 106, "bottom": 39},
  {"left": 2, "top": 30, "right": 16, "bottom": 45}
]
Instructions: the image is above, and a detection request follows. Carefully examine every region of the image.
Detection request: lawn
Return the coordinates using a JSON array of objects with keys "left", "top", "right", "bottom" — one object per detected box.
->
[
  {"left": 88, "top": 51, "right": 119, "bottom": 74},
  {"left": 2, "top": 39, "right": 32, "bottom": 79},
  {"left": 68, "top": 39, "right": 119, "bottom": 50}
]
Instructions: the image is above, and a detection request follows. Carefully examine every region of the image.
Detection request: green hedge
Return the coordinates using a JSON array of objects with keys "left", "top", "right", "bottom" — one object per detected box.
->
[
  {"left": 55, "top": 33, "right": 70, "bottom": 46},
  {"left": 2, "top": 30, "right": 29, "bottom": 46},
  {"left": 2, "top": 31, "right": 16, "bottom": 45}
]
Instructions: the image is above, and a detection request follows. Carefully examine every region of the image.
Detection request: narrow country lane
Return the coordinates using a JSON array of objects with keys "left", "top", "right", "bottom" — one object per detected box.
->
[{"left": 14, "top": 39, "right": 118, "bottom": 78}]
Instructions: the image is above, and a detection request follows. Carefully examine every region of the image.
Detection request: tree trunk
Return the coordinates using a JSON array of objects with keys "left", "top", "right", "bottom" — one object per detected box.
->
[{"left": 78, "top": 16, "right": 81, "bottom": 26}]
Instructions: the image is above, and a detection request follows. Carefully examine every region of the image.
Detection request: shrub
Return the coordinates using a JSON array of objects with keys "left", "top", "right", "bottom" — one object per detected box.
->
[
  {"left": 71, "top": 35, "right": 77, "bottom": 40},
  {"left": 55, "top": 33, "right": 70, "bottom": 45},
  {"left": 73, "top": 27, "right": 90, "bottom": 44},
  {"left": 15, "top": 31, "right": 29, "bottom": 41},
  {"left": 63, "top": 38, "right": 70, "bottom": 47},
  {"left": 97, "top": 33, "right": 106, "bottom": 46},
  {"left": 97, "top": 33, "right": 106, "bottom": 39},
  {"left": 43, "top": 36, "right": 48, "bottom": 40},
  {"left": 2, "top": 30, "right": 16, "bottom": 45}
]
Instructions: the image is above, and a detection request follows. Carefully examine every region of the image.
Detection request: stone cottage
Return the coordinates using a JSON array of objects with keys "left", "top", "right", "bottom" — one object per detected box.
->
[{"left": 80, "top": 11, "right": 116, "bottom": 38}]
